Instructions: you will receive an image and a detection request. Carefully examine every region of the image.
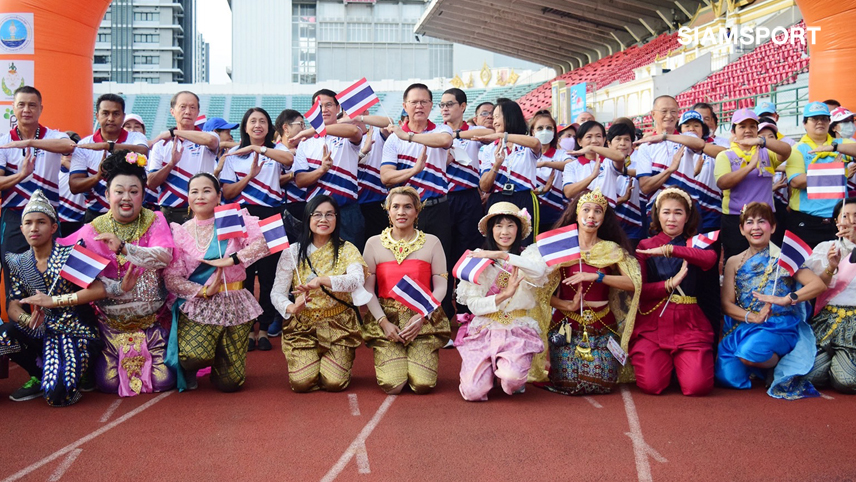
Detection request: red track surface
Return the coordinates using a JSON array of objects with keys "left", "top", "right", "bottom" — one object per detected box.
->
[{"left": 1, "top": 338, "right": 855, "bottom": 482}]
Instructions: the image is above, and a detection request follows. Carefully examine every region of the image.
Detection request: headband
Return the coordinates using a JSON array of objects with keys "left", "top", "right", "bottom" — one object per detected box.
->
[{"left": 655, "top": 187, "right": 693, "bottom": 212}]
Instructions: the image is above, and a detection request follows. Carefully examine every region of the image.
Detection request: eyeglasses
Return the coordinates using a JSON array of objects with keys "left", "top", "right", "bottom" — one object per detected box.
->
[
  {"left": 406, "top": 100, "right": 432, "bottom": 107},
  {"left": 289, "top": 121, "right": 306, "bottom": 128},
  {"left": 438, "top": 102, "right": 459, "bottom": 109},
  {"left": 478, "top": 112, "right": 493, "bottom": 117},
  {"left": 310, "top": 212, "right": 337, "bottom": 220},
  {"left": 808, "top": 116, "right": 831, "bottom": 123}
]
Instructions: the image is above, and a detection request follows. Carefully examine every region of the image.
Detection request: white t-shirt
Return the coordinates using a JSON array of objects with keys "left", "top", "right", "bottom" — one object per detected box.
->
[
  {"left": 357, "top": 128, "right": 388, "bottom": 204},
  {"left": 478, "top": 141, "right": 538, "bottom": 193},
  {"left": 293, "top": 134, "right": 361, "bottom": 206},
  {"left": 0, "top": 127, "right": 68, "bottom": 209},
  {"left": 59, "top": 165, "right": 86, "bottom": 223},
  {"left": 148, "top": 132, "right": 220, "bottom": 207},
  {"left": 382, "top": 121, "right": 453, "bottom": 201},
  {"left": 220, "top": 144, "right": 288, "bottom": 207},
  {"left": 70, "top": 130, "right": 149, "bottom": 213}
]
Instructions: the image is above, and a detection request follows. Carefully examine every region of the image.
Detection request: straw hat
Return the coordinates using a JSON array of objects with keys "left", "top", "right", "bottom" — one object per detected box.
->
[{"left": 477, "top": 202, "right": 532, "bottom": 239}]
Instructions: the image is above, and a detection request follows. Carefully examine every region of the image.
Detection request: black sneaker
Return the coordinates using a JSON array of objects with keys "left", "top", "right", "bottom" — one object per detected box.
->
[
  {"left": 10, "top": 376, "right": 43, "bottom": 402},
  {"left": 79, "top": 372, "right": 96, "bottom": 392},
  {"left": 257, "top": 337, "right": 272, "bottom": 351},
  {"left": 247, "top": 338, "right": 257, "bottom": 352}
]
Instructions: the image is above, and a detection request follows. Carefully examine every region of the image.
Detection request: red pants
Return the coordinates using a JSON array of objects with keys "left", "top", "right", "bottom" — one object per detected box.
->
[{"left": 629, "top": 337, "right": 714, "bottom": 396}]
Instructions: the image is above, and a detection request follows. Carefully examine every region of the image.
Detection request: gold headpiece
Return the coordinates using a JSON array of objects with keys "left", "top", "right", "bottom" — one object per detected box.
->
[
  {"left": 576, "top": 188, "right": 608, "bottom": 215},
  {"left": 22, "top": 189, "right": 57, "bottom": 223},
  {"left": 655, "top": 187, "right": 693, "bottom": 212}
]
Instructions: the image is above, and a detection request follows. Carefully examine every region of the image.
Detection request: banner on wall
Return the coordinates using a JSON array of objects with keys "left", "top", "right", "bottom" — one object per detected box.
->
[
  {"left": 0, "top": 13, "right": 34, "bottom": 55},
  {"left": 570, "top": 82, "right": 587, "bottom": 121},
  {"left": 1, "top": 60, "right": 33, "bottom": 101},
  {"left": 0, "top": 104, "right": 13, "bottom": 131}
]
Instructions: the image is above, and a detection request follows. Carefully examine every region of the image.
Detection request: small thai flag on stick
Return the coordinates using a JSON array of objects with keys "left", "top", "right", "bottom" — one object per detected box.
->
[
  {"left": 807, "top": 162, "right": 847, "bottom": 200},
  {"left": 778, "top": 230, "right": 812, "bottom": 276},
  {"left": 390, "top": 275, "right": 440, "bottom": 318},
  {"left": 336, "top": 78, "right": 380, "bottom": 117},
  {"left": 214, "top": 203, "right": 247, "bottom": 240},
  {"left": 60, "top": 245, "right": 110, "bottom": 289},
  {"left": 452, "top": 250, "right": 493, "bottom": 285},
  {"left": 304, "top": 101, "right": 327, "bottom": 137},
  {"left": 259, "top": 215, "right": 290, "bottom": 254},
  {"left": 690, "top": 230, "right": 720, "bottom": 249},
  {"left": 536, "top": 224, "right": 582, "bottom": 267}
]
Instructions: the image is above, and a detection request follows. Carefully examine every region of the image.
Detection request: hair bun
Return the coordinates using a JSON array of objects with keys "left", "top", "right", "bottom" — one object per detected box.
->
[{"left": 101, "top": 149, "right": 148, "bottom": 187}]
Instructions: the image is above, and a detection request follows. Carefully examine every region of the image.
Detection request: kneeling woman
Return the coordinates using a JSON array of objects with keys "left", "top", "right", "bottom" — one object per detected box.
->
[
  {"left": 271, "top": 195, "right": 367, "bottom": 392},
  {"left": 362, "top": 187, "right": 451, "bottom": 394},
  {"left": 164, "top": 173, "right": 269, "bottom": 392},
  {"left": 632, "top": 188, "right": 716, "bottom": 396},
  {"left": 456, "top": 203, "right": 547, "bottom": 401},
  {"left": 717, "top": 202, "right": 825, "bottom": 399},
  {"left": 62, "top": 151, "right": 175, "bottom": 396},
  {"left": 545, "top": 189, "right": 641, "bottom": 395}
]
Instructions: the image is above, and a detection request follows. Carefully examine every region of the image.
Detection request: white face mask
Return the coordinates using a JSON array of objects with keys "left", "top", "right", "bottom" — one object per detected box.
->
[
  {"left": 534, "top": 130, "right": 554, "bottom": 145},
  {"left": 559, "top": 137, "right": 576, "bottom": 151},
  {"left": 838, "top": 122, "right": 856, "bottom": 139}
]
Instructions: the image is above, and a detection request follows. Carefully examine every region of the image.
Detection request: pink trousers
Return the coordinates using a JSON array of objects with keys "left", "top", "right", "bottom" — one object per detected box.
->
[{"left": 457, "top": 324, "right": 543, "bottom": 401}]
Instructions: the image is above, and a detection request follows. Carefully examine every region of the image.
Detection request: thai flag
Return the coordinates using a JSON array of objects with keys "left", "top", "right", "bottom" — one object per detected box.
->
[
  {"left": 390, "top": 275, "right": 440, "bottom": 318},
  {"left": 336, "top": 78, "right": 380, "bottom": 118},
  {"left": 536, "top": 224, "right": 581, "bottom": 267},
  {"left": 259, "top": 214, "right": 290, "bottom": 254},
  {"left": 807, "top": 162, "right": 847, "bottom": 199},
  {"left": 304, "top": 101, "right": 327, "bottom": 137},
  {"left": 778, "top": 230, "right": 812, "bottom": 276},
  {"left": 195, "top": 115, "right": 207, "bottom": 128},
  {"left": 60, "top": 245, "right": 110, "bottom": 289},
  {"left": 690, "top": 230, "right": 720, "bottom": 249},
  {"left": 214, "top": 203, "right": 247, "bottom": 240},
  {"left": 452, "top": 250, "right": 494, "bottom": 285}
]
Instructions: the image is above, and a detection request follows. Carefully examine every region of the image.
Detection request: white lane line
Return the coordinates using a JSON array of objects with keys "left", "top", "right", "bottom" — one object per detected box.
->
[
  {"left": 584, "top": 396, "right": 603, "bottom": 409},
  {"left": 2, "top": 391, "right": 173, "bottom": 482},
  {"left": 354, "top": 441, "right": 370, "bottom": 474},
  {"left": 348, "top": 393, "right": 361, "bottom": 416},
  {"left": 46, "top": 449, "right": 82, "bottom": 482},
  {"left": 820, "top": 392, "right": 835, "bottom": 400},
  {"left": 99, "top": 400, "right": 123, "bottom": 423},
  {"left": 320, "top": 395, "right": 396, "bottom": 482},
  {"left": 621, "top": 386, "right": 667, "bottom": 482}
]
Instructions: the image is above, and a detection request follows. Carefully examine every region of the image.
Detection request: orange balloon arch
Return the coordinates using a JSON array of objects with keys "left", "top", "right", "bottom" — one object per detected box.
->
[
  {"left": 0, "top": 0, "right": 111, "bottom": 135},
  {"left": 793, "top": 0, "right": 856, "bottom": 109}
]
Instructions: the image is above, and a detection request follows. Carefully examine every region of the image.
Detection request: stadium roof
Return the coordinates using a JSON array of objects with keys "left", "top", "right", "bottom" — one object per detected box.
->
[{"left": 415, "top": 0, "right": 707, "bottom": 74}]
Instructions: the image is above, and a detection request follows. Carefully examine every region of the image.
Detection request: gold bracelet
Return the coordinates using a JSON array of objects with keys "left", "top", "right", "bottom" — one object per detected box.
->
[
  {"left": 201, "top": 286, "right": 209, "bottom": 299},
  {"left": 825, "top": 266, "right": 838, "bottom": 277},
  {"left": 17, "top": 312, "right": 30, "bottom": 324},
  {"left": 52, "top": 293, "right": 78, "bottom": 307}
]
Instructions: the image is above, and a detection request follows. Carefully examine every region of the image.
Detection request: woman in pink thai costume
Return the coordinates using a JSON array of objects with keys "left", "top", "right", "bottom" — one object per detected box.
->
[
  {"left": 805, "top": 198, "right": 856, "bottom": 393},
  {"left": 61, "top": 151, "right": 175, "bottom": 396},
  {"left": 456, "top": 202, "right": 547, "bottom": 401},
  {"left": 164, "top": 173, "right": 270, "bottom": 392}
]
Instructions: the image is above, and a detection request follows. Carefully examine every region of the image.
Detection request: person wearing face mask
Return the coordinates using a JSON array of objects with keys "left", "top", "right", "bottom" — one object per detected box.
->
[
  {"left": 61, "top": 150, "right": 176, "bottom": 397},
  {"left": 717, "top": 202, "right": 825, "bottom": 399},
  {"left": 784, "top": 102, "right": 855, "bottom": 248},
  {"left": 557, "top": 124, "right": 578, "bottom": 152},
  {"left": 530, "top": 111, "right": 572, "bottom": 234},
  {"left": 830, "top": 107, "right": 856, "bottom": 141},
  {"left": 632, "top": 188, "right": 716, "bottom": 396},
  {"left": 804, "top": 198, "right": 856, "bottom": 393}
]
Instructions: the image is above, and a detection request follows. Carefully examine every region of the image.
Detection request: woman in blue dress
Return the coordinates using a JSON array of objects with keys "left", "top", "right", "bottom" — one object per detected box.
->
[{"left": 716, "top": 201, "right": 826, "bottom": 399}]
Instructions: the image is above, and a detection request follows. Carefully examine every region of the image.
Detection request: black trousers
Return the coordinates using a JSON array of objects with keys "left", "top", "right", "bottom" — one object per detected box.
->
[
  {"left": 417, "top": 198, "right": 453, "bottom": 316},
  {"left": 244, "top": 205, "right": 282, "bottom": 332},
  {"left": 360, "top": 201, "right": 388, "bottom": 252},
  {"left": 447, "top": 189, "right": 484, "bottom": 318},
  {"left": 720, "top": 214, "right": 749, "bottom": 264},
  {"left": 786, "top": 209, "right": 837, "bottom": 249},
  {"left": 0, "top": 323, "right": 41, "bottom": 378}
]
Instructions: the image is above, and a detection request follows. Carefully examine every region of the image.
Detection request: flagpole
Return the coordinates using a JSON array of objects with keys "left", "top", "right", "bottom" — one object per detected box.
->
[
  {"left": 218, "top": 240, "right": 229, "bottom": 294},
  {"left": 495, "top": 264, "right": 537, "bottom": 287},
  {"left": 770, "top": 264, "right": 780, "bottom": 296},
  {"left": 46, "top": 276, "right": 60, "bottom": 296}
]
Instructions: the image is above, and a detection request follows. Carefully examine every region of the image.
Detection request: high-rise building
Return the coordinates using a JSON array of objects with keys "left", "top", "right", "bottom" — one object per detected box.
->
[
  {"left": 196, "top": 33, "right": 209, "bottom": 83},
  {"left": 93, "top": 0, "right": 198, "bottom": 84},
  {"left": 230, "top": 0, "right": 539, "bottom": 85}
]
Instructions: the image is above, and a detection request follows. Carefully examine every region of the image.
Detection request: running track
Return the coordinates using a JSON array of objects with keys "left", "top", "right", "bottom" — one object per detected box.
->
[{"left": 1, "top": 338, "right": 854, "bottom": 481}]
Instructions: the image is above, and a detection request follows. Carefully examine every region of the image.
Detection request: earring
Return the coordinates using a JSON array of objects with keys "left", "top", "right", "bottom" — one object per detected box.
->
[{"left": 187, "top": 206, "right": 192, "bottom": 216}]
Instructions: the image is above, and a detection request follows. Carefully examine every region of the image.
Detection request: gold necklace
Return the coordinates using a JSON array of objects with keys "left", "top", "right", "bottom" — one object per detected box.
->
[
  {"left": 110, "top": 212, "right": 142, "bottom": 242},
  {"left": 381, "top": 228, "right": 426, "bottom": 264}
]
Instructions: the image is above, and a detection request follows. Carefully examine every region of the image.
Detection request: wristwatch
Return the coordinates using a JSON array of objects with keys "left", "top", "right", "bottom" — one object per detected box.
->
[
  {"left": 260, "top": 146, "right": 268, "bottom": 156},
  {"left": 455, "top": 129, "right": 462, "bottom": 140},
  {"left": 833, "top": 143, "right": 838, "bottom": 152},
  {"left": 788, "top": 292, "right": 799, "bottom": 304},
  {"left": 168, "top": 127, "right": 176, "bottom": 138},
  {"left": 107, "top": 140, "right": 115, "bottom": 152},
  {"left": 231, "top": 252, "right": 240, "bottom": 266}
]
